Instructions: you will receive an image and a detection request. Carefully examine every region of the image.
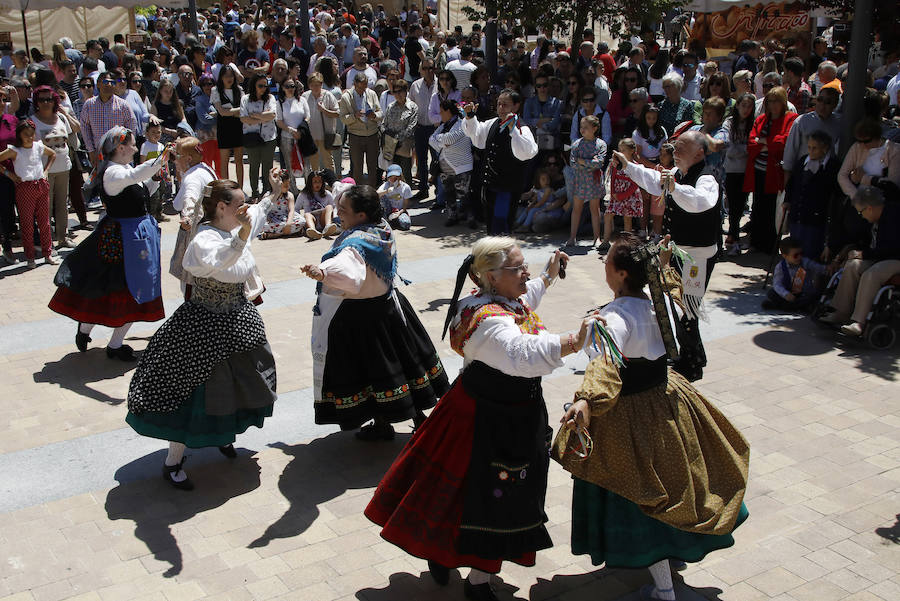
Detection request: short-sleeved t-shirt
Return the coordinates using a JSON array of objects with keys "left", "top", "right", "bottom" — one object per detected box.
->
[
  {"left": 404, "top": 37, "right": 424, "bottom": 77},
  {"left": 378, "top": 180, "right": 412, "bottom": 212},
  {"left": 32, "top": 115, "right": 72, "bottom": 173},
  {"left": 11, "top": 141, "right": 47, "bottom": 181},
  {"left": 237, "top": 48, "right": 270, "bottom": 72}
]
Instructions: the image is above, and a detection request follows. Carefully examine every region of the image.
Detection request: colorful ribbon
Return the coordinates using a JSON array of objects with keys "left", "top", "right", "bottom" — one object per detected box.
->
[{"left": 589, "top": 321, "right": 625, "bottom": 368}]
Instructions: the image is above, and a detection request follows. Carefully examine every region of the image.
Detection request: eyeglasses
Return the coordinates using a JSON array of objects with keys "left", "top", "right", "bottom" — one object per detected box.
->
[
  {"left": 283, "top": 84, "right": 296, "bottom": 89},
  {"left": 494, "top": 262, "right": 528, "bottom": 274},
  {"left": 36, "top": 97, "right": 54, "bottom": 103},
  {"left": 534, "top": 83, "right": 548, "bottom": 88}
]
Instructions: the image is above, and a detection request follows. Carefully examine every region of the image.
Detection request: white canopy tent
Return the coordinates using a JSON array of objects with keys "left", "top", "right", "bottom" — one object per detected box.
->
[{"left": 0, "top": 0, "right": 184, "bottom": 54}]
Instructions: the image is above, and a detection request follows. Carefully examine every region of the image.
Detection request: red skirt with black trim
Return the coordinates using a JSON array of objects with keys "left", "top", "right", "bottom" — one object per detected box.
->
[
  {"left": 364, "top": 380, "right": 536, "bottom": 573},
  {"left": 49, "top": 286, "right": 165, "bottom": 327}
]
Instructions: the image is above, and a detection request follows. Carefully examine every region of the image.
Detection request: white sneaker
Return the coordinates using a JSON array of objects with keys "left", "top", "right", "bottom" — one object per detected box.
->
[
  {"left": 306, "top": 227, "right": 322, "bottom": 240},
  {"left": 322, "top": 223, "right": 338, "bottom": 237}
]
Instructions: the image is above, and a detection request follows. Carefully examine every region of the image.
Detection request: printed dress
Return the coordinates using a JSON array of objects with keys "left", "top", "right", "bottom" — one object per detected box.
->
[
  {"left": 570, "top": 137, "right": 606, "bottom": 200},
  {"left": 260, "top": 192, "right": 306, "bottom": 236},
  {"left": 553, "top": 270, "right": 749, "bottom": 569},
  {"left": 608, "top": 164, "right": 644, "bottom": 217},
  {"left": 125, "top": 196, "right": 277, "bottom": 447},
  {"left": 366, "top": 278, "right": 561, "bottom": 573}
]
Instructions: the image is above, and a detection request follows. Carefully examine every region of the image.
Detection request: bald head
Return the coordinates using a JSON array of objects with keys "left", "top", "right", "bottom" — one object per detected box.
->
[{"left": 673, "top": 131, "right": 707, "bottom": 171}]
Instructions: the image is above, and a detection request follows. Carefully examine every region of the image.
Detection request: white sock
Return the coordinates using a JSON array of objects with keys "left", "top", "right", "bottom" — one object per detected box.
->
[
  {"left": 79, "top": 323, "right": 95, "bottom": 335},
  {"left": 648, "top": 559, "right": 676, "bottom": 600},
  {"left": 108, "top": 323, "right": 132, "bottom": 349},
  {"left": 164, "top": 442, "right": 188, "bottom": 483},
  {"left": 468, "top": 568, "right": 491, "bottom": 585}
]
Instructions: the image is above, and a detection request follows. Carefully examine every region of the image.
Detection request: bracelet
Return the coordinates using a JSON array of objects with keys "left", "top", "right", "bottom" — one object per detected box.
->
[{"left": 567, "top": 333, "right": 577, "bottom": 355}]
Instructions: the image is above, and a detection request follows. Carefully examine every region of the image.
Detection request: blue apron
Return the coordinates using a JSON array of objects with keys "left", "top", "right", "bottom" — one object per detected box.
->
[{"left": 117, "top": 215, "right": 162, "bottom": 304}]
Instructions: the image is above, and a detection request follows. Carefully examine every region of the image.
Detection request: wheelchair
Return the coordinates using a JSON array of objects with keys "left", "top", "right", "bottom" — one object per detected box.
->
[{"left": 811, "top": 269, "right": 900, "bottom": 350}]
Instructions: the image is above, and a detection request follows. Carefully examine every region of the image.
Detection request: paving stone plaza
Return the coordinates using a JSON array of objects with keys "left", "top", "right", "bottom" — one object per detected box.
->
[{"left": 1, "top": 202, "right": 898, "bottom": 601}]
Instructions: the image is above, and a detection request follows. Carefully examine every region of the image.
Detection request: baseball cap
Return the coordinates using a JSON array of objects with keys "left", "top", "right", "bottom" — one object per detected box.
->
[{"left": 386, "top": 164, "right": 402, "bottom": 178}]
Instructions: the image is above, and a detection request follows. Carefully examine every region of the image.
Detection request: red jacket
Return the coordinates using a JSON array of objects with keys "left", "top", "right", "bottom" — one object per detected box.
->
[{"left": 744, "top": 111, "right": 798, "bottom": 194}]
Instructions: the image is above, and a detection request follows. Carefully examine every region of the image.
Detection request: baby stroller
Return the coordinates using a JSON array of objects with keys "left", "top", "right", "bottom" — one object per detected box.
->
[{"left": 812, "top": 269, "right": 900, "bottom": 350}]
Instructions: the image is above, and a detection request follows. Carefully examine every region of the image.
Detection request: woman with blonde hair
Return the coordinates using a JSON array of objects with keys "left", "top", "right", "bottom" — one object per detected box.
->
[
  {"left": 367, "top": 238, "right": 594, "bottom": 601},
  {"left": 744, "top": 86, "right": 798, "bottom": 252}
]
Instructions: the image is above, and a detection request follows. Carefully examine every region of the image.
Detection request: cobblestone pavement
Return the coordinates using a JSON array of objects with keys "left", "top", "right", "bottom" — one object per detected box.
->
[{"left": 1, "top": 199, "right": 898, "bottom": 601}]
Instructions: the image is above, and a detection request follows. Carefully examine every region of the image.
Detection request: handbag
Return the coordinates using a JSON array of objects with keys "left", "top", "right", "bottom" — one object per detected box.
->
[
  {"left": 74, "top": 148, "right": 93, "bottom": 172},
  {"left": 297, "top": 122, "right": 319, "bottom": 157},
  {"left": 243, "top": 129, "right": 265, "bottom": 147},
  {"left": 317, "top": 102, "right": 340, "bottom": 150},
  {"left": 382, "top": 133, "right": 398, "bottom": 162}
]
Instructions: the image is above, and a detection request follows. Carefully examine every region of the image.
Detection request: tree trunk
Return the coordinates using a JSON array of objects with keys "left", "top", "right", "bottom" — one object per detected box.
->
[{"left": 571, "top": 1, "right": 590, "bottom": 56}]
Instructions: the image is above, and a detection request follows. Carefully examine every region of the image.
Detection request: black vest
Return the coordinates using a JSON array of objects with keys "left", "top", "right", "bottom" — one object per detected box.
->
[
  {"left": 482, "top": 119, "right": 522, "bottom": 192},
  {"left": 101, "top": 182, "right": 150, "bottom": 219},
  {"left": 663, "top": 160, "right": 720, "bottom": 247}
]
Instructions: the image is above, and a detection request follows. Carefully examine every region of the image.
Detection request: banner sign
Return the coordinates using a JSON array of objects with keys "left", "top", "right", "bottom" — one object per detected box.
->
[{"left": 689, "top": 3, "right": 811, "bottom": 55}]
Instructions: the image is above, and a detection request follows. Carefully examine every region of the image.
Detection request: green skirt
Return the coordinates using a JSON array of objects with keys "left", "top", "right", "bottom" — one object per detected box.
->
[
  {"left": 126, "top": 383, "right": 274, "bottom": 448},
  {"left": 571, "top": 478, "right": 749, "bottom": 569}
]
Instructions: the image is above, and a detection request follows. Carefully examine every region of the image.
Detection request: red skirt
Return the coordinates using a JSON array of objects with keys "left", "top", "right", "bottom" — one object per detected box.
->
[
  {"left": 49, "top": 286, "right": 165, "bottom": 327},
  {"left": 364, "top": 380, "right": 536, "bottom": 573}
]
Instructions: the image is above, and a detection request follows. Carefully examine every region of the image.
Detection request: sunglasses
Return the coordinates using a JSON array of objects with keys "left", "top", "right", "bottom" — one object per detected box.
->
[
  {"left": 256, "top": 83, "right": 269, "bottom": 88},
  {"left": 534, "top": 83, "right": 548, "bottom": 88},
  {"left": 683, "top": 63, "right": 696, "bottom": 69},
  {"left": 99, "top": 80, "right": 115, "bottom": 86},
  {"left": 79, "top": 84, "right": 94, "bottom": 89},
  {"left": 130, "top": 79, "right": 142, "bottom": 84},
  {"left": 581, "top": 98, "right": 595, "bottom": 103},
  {"left": 283, "top": 84, "right": 296, "bottom": 89}
]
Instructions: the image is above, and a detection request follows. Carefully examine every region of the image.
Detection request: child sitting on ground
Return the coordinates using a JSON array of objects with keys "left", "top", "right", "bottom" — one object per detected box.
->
[
  {"left": 762, "top": 236, "right": 826, "bottom": 312},
  {"left": 298, "top": 170, "right": 338, "bottom": 240},
  {"left": 377, "top": 164, "right": 413, "bottom": 231},
  {"left": 514, "top": 169, "right": 556, "bottom": 233},
  {"left": 259, "top": 170, "right": 307, "bottom": 239}
]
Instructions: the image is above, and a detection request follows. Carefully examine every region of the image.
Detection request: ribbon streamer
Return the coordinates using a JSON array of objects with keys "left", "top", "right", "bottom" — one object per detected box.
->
[{"left": 589, "top": 321, "right": 625, "bottom": 368}]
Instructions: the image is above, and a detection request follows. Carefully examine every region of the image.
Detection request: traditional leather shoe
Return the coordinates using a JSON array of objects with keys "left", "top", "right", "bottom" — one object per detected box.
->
[
  {"left": 218, "top": 444, "right": 238, "bottom": 458},
  {"left": 106, "top": 345, "right": 137, "bottom": 361},
  {"left": 355, "top": 421, "right": 395, "bottom": 441},
  {"left": 840, "top": 322, "right": 864, "bottom": 337},
  {"left": 75, "top": 324, "right": 91, "bottom": 352},
  {"left": 162, "top": 458, "right": 194, "bottom": 491},
  {"left": 464, "top": 578, "right": 500, "bottom": 601},
  {"left": 427, "top": 559, "right": 449, "bottom": 586}
]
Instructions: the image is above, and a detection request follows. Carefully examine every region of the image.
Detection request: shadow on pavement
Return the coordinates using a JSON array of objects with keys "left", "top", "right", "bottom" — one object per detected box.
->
[
  {"left": 33, "top": 349, "right": 141, "bottom": 405},
  {"left": 529, "top": 565, "right": 722, "bottom": 601},
  {"left": 247, "top": 431, "right": 410, "bottom": 549},
  {"left": 875, "top": 514, "right": 900, "bottom": 544},
  {"left": 357, "top": 571, "right": 524, "bottom": 601},
  {"left": 752, "top": 317, "right": 900, "bottom": 380},
  {"left": 104, "top": 451, "right": 262, "bottom": 577}
]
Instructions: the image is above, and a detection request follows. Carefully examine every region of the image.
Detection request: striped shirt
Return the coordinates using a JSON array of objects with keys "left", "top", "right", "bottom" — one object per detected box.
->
[{"left": 79, "top": 95, "right": 138, "bottom": 153}]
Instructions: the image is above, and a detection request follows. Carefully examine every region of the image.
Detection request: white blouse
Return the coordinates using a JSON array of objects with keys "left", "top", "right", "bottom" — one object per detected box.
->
[
  {"left": 172, "top": 162, "right": 218, "bottom": 216},
  {"left": 461, "top": 115, "right": 538, "bottom": 162},
  {"left": 182, "top": 195, "right": 273, "bottom": 283},
  {"left": 590, "top": 296, "right": 666, "bottom": 361},
  {"left": 454, "top": 278, "right": 563, "bottom": 378},
  {"left": 319, "top": 246, "right": 390, "bottom": 299},
  {"left": 240, "top": 94, "right": 279, "bottom": 141},
  {"left": 103, "top": 159, "right": 164, "bottom": 196},
  {"left": 276, "top": 96, "right": 310, "bottom": 133}
]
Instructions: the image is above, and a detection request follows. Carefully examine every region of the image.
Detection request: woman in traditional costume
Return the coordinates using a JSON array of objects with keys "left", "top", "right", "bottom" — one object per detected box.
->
[
  {"left": 555, "top": 233, "right": 750, "bottom": 601},
  {"left": 365, "top": 237, "right": 594, "bottom": 601},
  {"left": 168, "top": 136, "right": 219, "bottom": 298},
  {"left": 49, "top": 126, "right": 169, "bottom": 361},
  {"left": 125, "top": 169, "right": 280, "bottom": 490},
  {"left": 300, "top": 185, "right": 449, "bottom": 441}
]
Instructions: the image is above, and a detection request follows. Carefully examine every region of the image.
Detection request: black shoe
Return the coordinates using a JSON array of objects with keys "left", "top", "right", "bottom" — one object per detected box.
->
[
  {"left": 218, "top": 444, "right": 237, "bottom": 458},
  {"left": 355, "top": 421, "right": 395, "bottom": 441},
  {"left": 427, "top": 559, "right": 449, "bottom": 586},
  {"left": 413, "top": 189, "right": 429, "bottom": 201},
  {"left": 445, "top": 217, "right": 459, "bottom": 227},
  {"left": 464, "top": 578, "right": 499, "bottom": 601},
  {"left": 413, "top": 411, "right": 427, "bottom": 431},
  {"left": 75, "top": 222, "right": 94, "bottom": 231},
  {"left": 162, "top": 458, "right": 194, "bottom": 490},
  {"left": 106, "top": 344, "right": 136, "bottom": 361},
  {"left": 75, "top": 323, "right": 91, "bottom": 352},
  {"left": 430, "top": 202, "right": 445, "bottom": 212}
]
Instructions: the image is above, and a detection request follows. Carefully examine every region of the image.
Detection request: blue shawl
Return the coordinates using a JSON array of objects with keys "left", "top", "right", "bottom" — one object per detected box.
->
[{"left": 313, "top": 219, "right": 402, "bottom": 314}]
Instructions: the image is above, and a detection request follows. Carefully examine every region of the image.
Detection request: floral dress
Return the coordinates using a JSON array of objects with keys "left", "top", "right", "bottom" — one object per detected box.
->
[
  {"left": 260, "top": 192, "right": 306, "bottom": 236},
  {"left": 608, "top": 164, "right": 644, "bottom": 217},
  {"left": 570, "top": 137, "right": 607, "bottom": 200}
]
